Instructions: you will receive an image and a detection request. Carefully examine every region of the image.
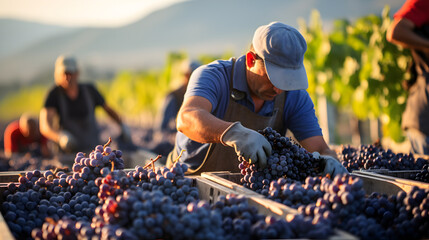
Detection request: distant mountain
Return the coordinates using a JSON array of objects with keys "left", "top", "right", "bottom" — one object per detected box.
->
[
  {"left": 0, "top": 0, "right": 404, "bottom": 84},
  {"left": 0, "top": 19, "right": 76, "bottom": 59}
]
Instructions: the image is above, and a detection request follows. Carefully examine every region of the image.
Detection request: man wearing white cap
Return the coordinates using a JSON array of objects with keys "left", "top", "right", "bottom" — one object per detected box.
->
[
  {"left": 167, "top": 22, "right": 348, "bottom": 177},
  {"left": 40, "top": 55, "right": 131, "bottom": 153}
]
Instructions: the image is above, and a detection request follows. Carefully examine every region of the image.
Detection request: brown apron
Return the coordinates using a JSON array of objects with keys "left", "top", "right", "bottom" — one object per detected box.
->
[
  {"left": 58, "top": 84, "right": 100, "bottom": 152},
  {"left": 168, "top": 59, "right": 286, "bottom": 175}
]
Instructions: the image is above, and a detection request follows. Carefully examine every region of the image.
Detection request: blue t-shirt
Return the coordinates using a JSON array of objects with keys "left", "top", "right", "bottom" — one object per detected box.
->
[{"left": 175, "top": 55, "right": 322, "bottom": 169}]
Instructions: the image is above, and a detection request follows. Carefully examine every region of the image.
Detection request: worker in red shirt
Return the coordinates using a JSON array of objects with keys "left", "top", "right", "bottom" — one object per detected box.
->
[
  {"left": 386, "top": 0, "right": 429, "bottom": 155},
  {"left": 4, "top": 113, "right": 51, "bottom": 158}
]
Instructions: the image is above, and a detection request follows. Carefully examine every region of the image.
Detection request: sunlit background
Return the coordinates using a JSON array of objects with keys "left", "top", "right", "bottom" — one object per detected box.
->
[{"left": 0, "top": 0, "right": 410, "bottom": 149}]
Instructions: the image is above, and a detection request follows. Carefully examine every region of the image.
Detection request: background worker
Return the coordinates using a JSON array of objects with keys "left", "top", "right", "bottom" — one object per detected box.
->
[
  {"left": 4, "top": 113, "right": 51, "bottom": 158},
  {"left": 152, "top": 59, "right": 202, "bottom": 158},
  {"left": 386, "top": 0, "right": 429, "bottom": 155},
  {"left": 40, "top": 55, "right": 131, "bottom": 153},
  {"left": 168, "top": 22, "right": 348, "bottom": 176},
  {"left": 156, "top": 59, "right": 202, "bottom": 135}
]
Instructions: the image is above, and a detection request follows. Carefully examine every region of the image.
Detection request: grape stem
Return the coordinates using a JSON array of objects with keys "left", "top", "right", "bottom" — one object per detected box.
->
[
  {"left": 175, "top": 149, "right": 186, "bottom": 163},
  {"left": 104, "top": 137, "right": 112, "bottom": 149},
  {"left": 143, "top": 155, "right": 162, "bottom": 169}
]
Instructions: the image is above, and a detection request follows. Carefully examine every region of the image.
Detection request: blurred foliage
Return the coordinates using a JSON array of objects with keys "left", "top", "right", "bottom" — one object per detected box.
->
[
  {"left": 0, "top": 85, "right": 46, "bottom": 122},
  {"left": 0, "top": 6, "right": 411, "bottom": 142},
  {"left": 300, "top": 6, "right": 410, "bottom": 142}
]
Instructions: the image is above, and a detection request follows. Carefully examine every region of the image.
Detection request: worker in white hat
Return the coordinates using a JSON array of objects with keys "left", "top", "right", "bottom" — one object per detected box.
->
[
  {"left": 40, "top": 55, "right": 131, "bottom": 153},
  {"left": 166, "top": 22, "right": 348, "bottom": 177}
]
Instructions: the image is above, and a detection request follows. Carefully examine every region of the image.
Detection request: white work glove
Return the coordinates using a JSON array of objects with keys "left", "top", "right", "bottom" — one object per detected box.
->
[
  {"left": 58, "top": 130, "right": 77, "bottom": 152},
  {"left": 220, "top": 122, "right": 271, "bottom": 169},
  {"left": 313, "top": 151, "right": 349, "bottom": 178},
  {"left": 120, "top": 123, "right": 132, "bottom": 143}
]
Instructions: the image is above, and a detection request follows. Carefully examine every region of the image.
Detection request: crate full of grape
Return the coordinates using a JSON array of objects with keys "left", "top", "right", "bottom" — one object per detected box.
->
[
  {"left": 202, "top": 171, "right": 429, "bottom": 240},
  {"left": 338, "top": 144, "right": 428, "bottom": 173},
  {"left": 0, "top": 140, "right": 356, "bottom": 240},
  {"left": 201, "top": 127, "right": 429, "bottom": 240}
]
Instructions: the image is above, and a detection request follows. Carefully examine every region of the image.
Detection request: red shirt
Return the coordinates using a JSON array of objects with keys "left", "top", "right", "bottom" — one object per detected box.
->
[
  {"left": 3, "top": 120, "right": 48, "bottom": 153},
  {"left": 394, "top": 0, "right": 429, "bottom": 27}
]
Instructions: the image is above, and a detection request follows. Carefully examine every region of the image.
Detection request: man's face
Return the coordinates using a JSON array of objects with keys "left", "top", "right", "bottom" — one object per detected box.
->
[
  {"left": 246, "top": 54, "right": 283, "bottom": 101},
  {"left": 56, "top": 71, "right": 78, "bottom": 89}
]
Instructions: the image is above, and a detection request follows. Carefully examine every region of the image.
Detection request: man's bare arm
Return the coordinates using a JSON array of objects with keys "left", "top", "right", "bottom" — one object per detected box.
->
[
  {"left": 176, "top": 96, "right": 233, "bottom": 143},
  {"left": 387, "top": 18, "right": 429, "bottom": 53},
  {"left": 39, "top": 107, "right": 61, "bottom": 143}
]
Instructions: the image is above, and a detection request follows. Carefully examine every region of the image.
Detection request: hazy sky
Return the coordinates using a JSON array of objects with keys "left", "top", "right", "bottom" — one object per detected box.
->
[{"left": 0, "top": 0, "right": 187, "bottom": 27}]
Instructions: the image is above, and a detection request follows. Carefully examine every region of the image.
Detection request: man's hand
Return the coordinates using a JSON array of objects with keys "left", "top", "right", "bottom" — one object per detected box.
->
[
  {"left": 313, "top": 152, "right": 349, "bottom": 178},
  {"left": 221, "top": 122, "right": 271, "bottom": 169},
  {"left": 58, "top": 130, "right": 77, "bottom": 152}
]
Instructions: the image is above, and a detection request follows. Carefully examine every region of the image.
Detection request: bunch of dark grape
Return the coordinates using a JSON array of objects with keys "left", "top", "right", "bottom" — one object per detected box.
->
[
  {"left": 239, "top": 127, "right": 322, "bottom": 193},
  {"left": 299, "top": 174, "right": 366, "bottom": 229},
  {"left": 89, "top": 190, "right": 221, "bottom": 240},
  {"left": 94, "top": 189, "right": 184, "bottom": 239},
  {"left": 339, "top": 144, "right": 426, "bottom": 171},
  {"left": 250, "top": 211, "right": 333, "bottom": 239},
  {"left": 361, "top": 188, "right": 429, "bottom": 240},
  {"left": 266, "top": 176, "right": 324, "bottom": 208},
  {"left": 96, "top": 169, "right": 135, "bottom": 201},
  {"left": 127, "top": 161, "right": 200, "bottom": 205},
  {"left": 211, "top": 193, "right": 263, "bottom": 239},
  {"left": 175, "top": 200, "right": 224, "bottom": 240},
  {"left": 31, "top": 217, "right": 122, "bottom": 240},
  {"left": 212, "top": 193, "right": 333, "bottom": 239},
  {"left": 290, "top": 174, "right": 388, "bottom": 240},
  {"left": 409, "top": 163, "right": 429, "bottom": 183},
  {"left": 341, "top": 214, "right": 387, "bottom": 240},
  {"left": 72, "top": 140, "right": 125, "bottom": 182},
  {"left": 1, "top": 141, "right": 124, "bottom": 239},
  {"left": 2, "top": 171, "right": 101, "bottom": 239}
]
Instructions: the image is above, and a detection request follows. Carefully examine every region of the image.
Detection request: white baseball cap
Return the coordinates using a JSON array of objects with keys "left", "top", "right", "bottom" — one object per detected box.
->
[{"left": 55, "top": 55, "right": 78, "bottom": 73}]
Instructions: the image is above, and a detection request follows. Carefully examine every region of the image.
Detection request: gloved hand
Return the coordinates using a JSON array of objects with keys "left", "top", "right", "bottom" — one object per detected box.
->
[
  {"left": 120, "top": 123, "right": 132, "bottom": 143},
  {"left": 313, "top": 151, "right": 349, "bottom": 178},
  {"left": 58, "top": 130, "right": 77, "bottom": 152},
  {"left": 220, "top": 122, "right": 271, "bottom": 169}
]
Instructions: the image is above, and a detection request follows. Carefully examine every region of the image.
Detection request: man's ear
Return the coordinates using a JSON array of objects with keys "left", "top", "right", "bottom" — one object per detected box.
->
[{"left": 246, "top": 52, "right": 257, "bottom": 68}]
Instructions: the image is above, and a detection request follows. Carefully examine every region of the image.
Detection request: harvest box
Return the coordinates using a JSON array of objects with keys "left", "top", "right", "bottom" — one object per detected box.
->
[
  {"left": 0, "top": 173, "right": 356, "bottom": 240},
  {"left": 351, "top": 169, "right": 429, "bottom": 192},
  {"left": 201, "top": 171, "right": 424, "bottom": 197}
]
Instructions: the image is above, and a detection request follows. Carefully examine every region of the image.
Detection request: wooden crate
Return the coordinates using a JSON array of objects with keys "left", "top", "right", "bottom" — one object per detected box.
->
[
  {"left": 359, "top": 169, "right": 421, "bottom": 179},
  {"left": 200, "top": 172, "right": 357, "bottom": 240},
  {"left": 0, "top": 174, "right": 356, "bottom": 240},
  {"left": 0, "top": 171, "right": 24, "bottom": 184},
  {"left": 351, "top": 170, "right": 429, "bottom": 192},
  {"left": 0, "top": 212, "right": 14, "bottom": 240},
  {"left": 202, "top": 170, "right": 425, "bottom": 197},
  {"left": 190, "top": 176, "right": 356, "bottom": 240}
]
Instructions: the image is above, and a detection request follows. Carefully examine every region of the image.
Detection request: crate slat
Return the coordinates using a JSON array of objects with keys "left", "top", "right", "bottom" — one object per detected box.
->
[
  {"left": 193, "top": 176, "right": 356, "bottom": 240},
  {"left": 0, "top": 206, "right": 15, "bottom": 240},
  {"left": 351, "top": 170, "right": 429, "bottom": 191}
]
